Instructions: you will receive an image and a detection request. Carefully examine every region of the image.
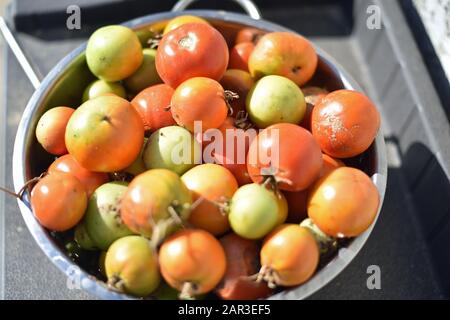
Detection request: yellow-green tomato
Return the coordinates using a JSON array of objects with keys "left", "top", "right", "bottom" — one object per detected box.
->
[
  {"left": 74, "top": 222, "right": 97, "bottom": 250},
  {"left": 82, "top": 79, "right": 126, "bottom": 102},
  {"left": 124, "top": 49, "right": 161, "bottom": 94},
  {"left": 105, "top": 236, "right": 160, "bottom": 297},
  {"left": 229, "top": 183, "right": 282, "bottom": 239},
  {"left": 143, "top": 126, "right": 200, "bottom": 175},
  {"left": 86, "top": 25, "right": 143, "bottom": 82},
  {"left": 246, "top": 75, "right": 306, "bottom": 128}
]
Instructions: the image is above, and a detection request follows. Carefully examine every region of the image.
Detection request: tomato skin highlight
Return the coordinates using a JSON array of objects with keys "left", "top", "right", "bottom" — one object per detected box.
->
[
  {"left": 159, "top": 229, "right": 226, "bottom": 297},
  {"left": 48, "top": 154, "right": 109, "bottom": 197},
  {"left": 307, "top": 167, "right": 380, "bottom": 237},
  {"left": 216, "top": 233, "right": 272, "bottom": 300},
  {"left": 131, "top": 84, "right": 175, "bottom": 132},
  {"left": 171, "top": 77, "right": 228, "bottom": 132},
  {"left": 311, "top": 90, "right": 380, "bottom": 158},
  {"left": 31, "top": 172, "right": 87, "bottom": 232},
  {"left": 36, "top": 107, "right": 75, "bottom": 156},
  {"left": 156, "top": 23, "right": 229, "bottom": 88},
  {"left": 260, "top": 224, "right": 319, "bottom": 287}
]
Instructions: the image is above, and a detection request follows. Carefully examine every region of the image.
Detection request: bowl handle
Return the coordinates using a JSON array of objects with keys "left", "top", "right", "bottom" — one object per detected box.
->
[{"left": 172, "top": 0, "right": 262, "bottom": 20}]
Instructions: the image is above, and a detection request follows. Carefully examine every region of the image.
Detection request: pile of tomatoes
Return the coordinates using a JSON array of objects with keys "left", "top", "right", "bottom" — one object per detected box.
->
[{"left": 29, "top": 15, "right": 381, "bottom": 300}]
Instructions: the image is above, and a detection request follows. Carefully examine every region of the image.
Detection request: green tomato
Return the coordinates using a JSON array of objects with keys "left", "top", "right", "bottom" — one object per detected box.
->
[
  {"left": 246, "top": 75, "right": 306, "bottom": 128},
  {"left": 105, "top": 236, "right": 160, "bottom": 297},
  {"left": 229, "top": 183, "right": 280, "bottom": 239},
  {"left": 124, "top": 49, "right": 161, "bottom": 94},
  {"left": 84, "top": 181, "right": 134, "bottom": 250},
  {"left": 74, "top": 222, "right": 97, "bottom": 250},
  {"left": 82, "top": 79, "right": 126, "bottom": 102},
  {"left": 143, "top": 126, "right": 200, "bottom": 175},
  {"left": 86, "top": 25, "right": 143, "bottom": 82}
]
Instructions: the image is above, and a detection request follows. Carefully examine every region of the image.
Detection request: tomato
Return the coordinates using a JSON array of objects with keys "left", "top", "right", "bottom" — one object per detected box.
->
[
  {"left": 299, "top": 86, "right": 329, "bottom": 130},
  {"left": 65, "top": 95, "right": 144, "bottom": 172},
  {"left": 82, "top": 80, "right": 126, "bottom": 102},
  {"left": 246, "top": 75, "right": 306, "bottom": 128},
  {"left": 120, "top": 169, "right": 192, "bottom": 238},
  {"left": 159, "top": 229, "right": 226, "bottom": 299},
  {"left": 311, "top": 90, "right": 380, "bottom": 158},
  {"left": 156, "top": 23, "right": 229, "bottom": 88},
  {"left": 84, "top": 182, "right": 133, "bottom": 250},
  {"left": 124, "top": 48, "right": 161, "bottom": 94},
  {"left": 130, "top": 84, "right": 175, "bottom": 132},
  {"left": 74, "top": 222, "right": 96, "bottom": 250},
  {"left": 86, "top": 25, "right": 143, "bottom": 82},
  {"left": 307, "top": 167, "right": 379, "bottom": 237},
  {"left": 171, "top": 77, "right": 228, "bottom": 132},
  {"left": 163, "top": 15, "right": 210, "bottom": 35},
  {"left": 249, "top": 32, "right": 318, "bottom": 86},
  {"left": 122, "top": 138, "right": 147, "bottom": 177},
  {"left": 235, "top": 27, "right": 266, "bottom": 45},
  {"left": 31, "top": 172, "right": 87, "bottom": 231},
  {"left": 228, "top": 42, "right": 254, "bottom": 71},
  {"left": 48, "top": 154, "right": 109, "bottom": 197},
  {"left": 219, "top": 69, "right": 254, "bottom": 116},
  {"left": 247, "top": 123, "right": 323, "bottom": 191},
  {"left": 283, "top": 189, "right": 308, "bottom": 223},
  {"left": 320, "top": 154, "right": 345, "bottom": 178},
  {"left": 36, "top": 107, "right": 75, "bottom": 155},
  {"left": 105, "top": 236, "right": 160, "bottom": 297},
  {"left": 143, "top": 126, "right": 201, "bottom": 175},
  {"left": 259, "top": 224, "right": 319, "bottom": 288},
  {"left": 181, "top": 164, "right": 238, "bottom": 235},
  {"left": 228, "top": 183, "right": 286, "bottom": 239},
  {"left": 300, "top": 218, "right": 337, "bottom": 255},
  {"left": 216, "top": 234, "right": 272, "bottom": 300}
]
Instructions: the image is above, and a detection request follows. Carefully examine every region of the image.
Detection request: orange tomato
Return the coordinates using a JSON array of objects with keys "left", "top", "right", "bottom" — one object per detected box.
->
[
  {"left": 181, "top": 164, "right": 238, "bottom": 235},
  {"left": 36, "top": 107, "right": 75, "bottom": 155},
  {"left": 308, "top": 167, "right": 380, "bottom": 237},
  {"left": 65, "top": 95, "right": 144, "bottom": 172},
  {"left": 311, "top": 90, "right": 380, "bottom": 158},
  {"left": 228, "top": 42, "right": 254, "bottom": 71},
  {"left": 163, "top": 15, "right": 209, "bottom": 35},
  {"left": 235, "top": 27, "right": 266, "bottom": 45},
  {"left": 31, "top": 172, "right": 87, "bottom": 231},
  {"left": 320, "top": 154, "right": 345, "bottom": 178},
  {"left": 48, "top": 154, "right": 109, "bottom": 197},
  {"left": 259, "top": 224, "right": 319, "bottom": 287},
  {"left": 159, "top": 229, "right": 226, "bottom": 298}
]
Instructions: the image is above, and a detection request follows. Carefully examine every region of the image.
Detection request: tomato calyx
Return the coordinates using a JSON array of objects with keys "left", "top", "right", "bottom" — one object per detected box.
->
[
  {"left": 251, "top": 265, "right": 281, "bottom": 289},
  {"left": 234, "top": 110, "right": 253, "bottom": 130},
  {"left": 107, "top": 273, "right": 126, "bottom": 292},
  {"left": 148, "top": 33, "right": 163, "bottom": 49},
  {"left": 179, "top": 281, "right": 200, "bottom": 300},
  {"left": 109, "top": 172, "right": 134, "bottom": 182},
  {"left": 257, "top": 163, "right": 294, "bottom": 191},
  {"left": 224, "top": 90, "right": 240, "bottom": 116},
  {"left": 300, "top": 218, "right": 338, "bottom": 255},
  {"left": 0, "top": 172, "right": 46, "bottom": 201}
]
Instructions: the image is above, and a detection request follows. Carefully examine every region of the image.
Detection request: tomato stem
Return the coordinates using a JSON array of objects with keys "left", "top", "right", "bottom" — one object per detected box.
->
[{"left": 179, "top": 282, "right": 198, "bottom": 300}]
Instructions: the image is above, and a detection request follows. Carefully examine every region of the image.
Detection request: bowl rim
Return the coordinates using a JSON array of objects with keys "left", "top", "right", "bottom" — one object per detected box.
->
[{"left": 12, "top": 9, "right": 388, "bottom": 300}]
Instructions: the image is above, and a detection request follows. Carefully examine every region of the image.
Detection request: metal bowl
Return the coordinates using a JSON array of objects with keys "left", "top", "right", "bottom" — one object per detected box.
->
[{"left": 12, "top": 7, "right": 387, "bottom": 300}]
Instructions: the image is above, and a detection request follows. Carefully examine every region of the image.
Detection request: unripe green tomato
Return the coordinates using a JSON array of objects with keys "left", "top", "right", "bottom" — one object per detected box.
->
[
  {"left": 246, "top": 75, "right": 306, "bottom": 128},
  {"left": 86, "top": 25, "right": 143, "bottom": 81},
  {"left": 124, "top": 49, "right": 161, "bottom": 94},
  {"left": 84, "top": 181, "right": 133, "bottom": 250},
  {"left": 74, "top": 222, "right": 97, "bottom": 250},
  {"left": 82, "top": 79, "right": 126, "bottom": 102}
]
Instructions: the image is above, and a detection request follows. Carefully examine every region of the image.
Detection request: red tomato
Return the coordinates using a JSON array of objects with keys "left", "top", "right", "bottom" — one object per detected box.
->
[
  {"left": 216, "top": 234, "right": 272, "bottom": 300},
  {"left": 283, "top": 189, "right": 308, "bottom": 223},
  {"left": 247, "top": 123, "right": 323, "bottom": 191},
  {"left": 228, "top": 42, "right": 254, "bottom": 71},
  {"left": 299, "top": 87, "right": 329, "bottom": 130},
  {"left": 171, "top": 77, "right": 228, "bottom": 132},
  {"left": 219, "top": 69, "right": 254, "bottom": 116},
  {"left": 31, "top": 172, "right": 87, "bottom": 231},
  {"left": 156, "top": 23, "right": 229, "bottom": 88},
  {"left": 235, "top": 27, "right": 266, "bottom": 45},
  {"left": 130, "top": 84, "right": 175, "bottom": 132},
  {"left": 308, "top": 167, "right": 380, "bottom": 237},
  {"left": 311, "top": 90, "right": 380, "bottom": 158},
  {"left": 36, "top": 107, "right": 75, "bottom": 155},
  {"left": 320, "top": 154, "right": 345, "bottom": 178},
  {"left": 48, "top": 154, "right": 109, "bottom": 197}
]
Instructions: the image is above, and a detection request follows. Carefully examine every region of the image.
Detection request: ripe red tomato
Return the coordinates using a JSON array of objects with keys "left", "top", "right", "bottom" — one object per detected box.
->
[
  {"left": 130, "top": 84, "right": 175, "bottom": 132},
  {"left": 228, "top": 42, "right": 254, "bottom": 71},
  {"left": 156, "top": 23, "right": 229, "bottom": 88},
  {"left": 48, "top": 154, "right": 109, "bottom": 197},
  {"left": 247, "top": 123, "right": 323, "bottom": 191},
  {"left": 235, "top": 28, "right": 266, "bottom": 45},
  {"left": 36, "top": 107, "right": 75, "bottom": 155},
  {"left": 159, "top": 229, "right": 226, "bottom": 299},
  {"left": 31, "top": 172, "right": 87, "bottom": 231},
  {"left": 308, "top": 167, "right": 380, "bottom": 237},
  {"left": 216, "top": 234, "right": 272, "bottom": 300},
  {"left": 171, "top": 77, "right": 228, "bottom": 132},
  {"left": 311, "top": 90, "right": 380, "bottom": 158},
  {"left": 219, "top": 69, "right": 254, "bottom": 117}
]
